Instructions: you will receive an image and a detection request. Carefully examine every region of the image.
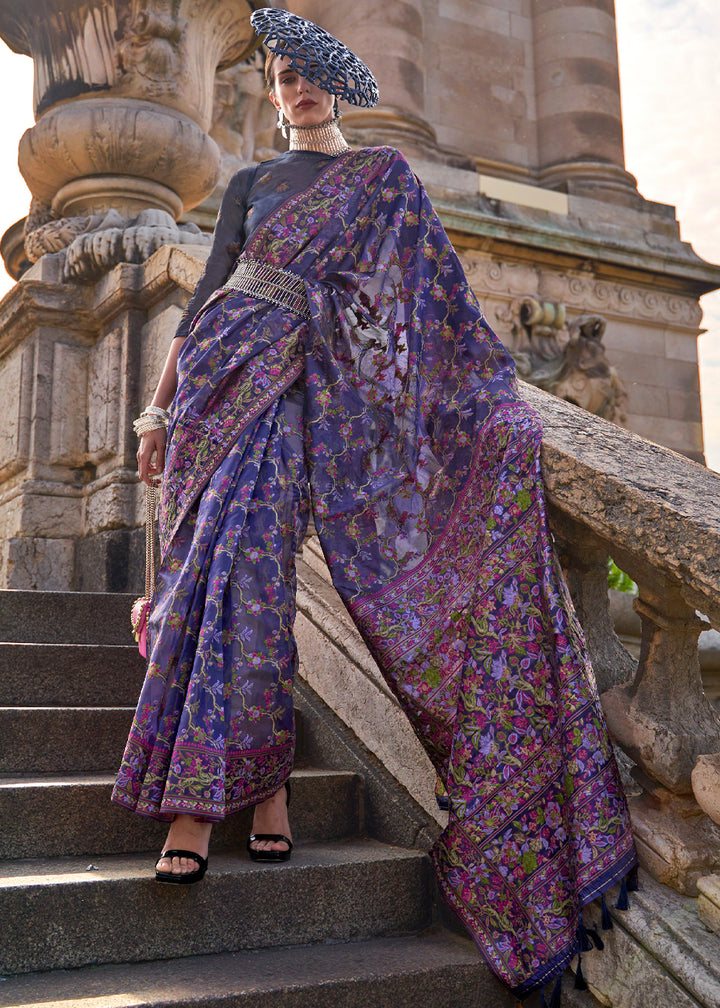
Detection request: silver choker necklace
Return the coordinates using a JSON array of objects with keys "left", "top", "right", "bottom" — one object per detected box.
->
[{"left": 288, "top": 116, "right": 351, "bottom": 157}]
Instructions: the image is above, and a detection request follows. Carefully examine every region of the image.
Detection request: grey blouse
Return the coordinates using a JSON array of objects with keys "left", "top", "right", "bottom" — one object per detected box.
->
[{"left": 173, "top": 150, "right": 340, "bottom": 341}]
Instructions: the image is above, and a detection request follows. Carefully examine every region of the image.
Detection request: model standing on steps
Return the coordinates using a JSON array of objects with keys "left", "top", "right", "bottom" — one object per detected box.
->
[{"left": 112, "top": 8, "right": 637, "bottom": 1002}]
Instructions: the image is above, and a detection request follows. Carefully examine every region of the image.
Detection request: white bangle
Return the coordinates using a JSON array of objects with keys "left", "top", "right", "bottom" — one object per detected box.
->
[
  {"left": 144, "top": 405, "right": 170, "bottom": 421},
  {"left": 133, "top": 414, "right": 168, "bottom": 437}
]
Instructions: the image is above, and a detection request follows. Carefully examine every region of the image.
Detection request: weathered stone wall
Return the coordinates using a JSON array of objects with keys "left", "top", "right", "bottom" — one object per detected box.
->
[
  {"left": 0, "top": 244, "right": 206, "bottom": 590},
  {"left": 461, "top": 253, "right": 704, "bottom": 459},
  {"left": 425, "top": 0, "right": 538, "bottom": 173},
  {"left": 410, "top": 153, "right": 713, "bottom": 462}
]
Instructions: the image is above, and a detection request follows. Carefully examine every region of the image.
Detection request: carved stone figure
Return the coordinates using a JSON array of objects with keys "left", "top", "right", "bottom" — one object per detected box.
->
[
  {"left": 554, "top": 315, "right": 628, "bottom": 423},
  {"left": 510, "top": 296, "right": 627, "bottom": 424},
  {"left": 116, "top": 9, "right": 188, "bottom": 94},
  {"left": 210, "top": 52, "right": 280, "bottom": 188}
]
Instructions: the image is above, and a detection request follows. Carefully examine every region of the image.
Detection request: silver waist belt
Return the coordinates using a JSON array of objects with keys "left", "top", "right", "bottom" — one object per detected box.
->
[{"left": 223, "top": 258, "right": 311, "bottom": 319}]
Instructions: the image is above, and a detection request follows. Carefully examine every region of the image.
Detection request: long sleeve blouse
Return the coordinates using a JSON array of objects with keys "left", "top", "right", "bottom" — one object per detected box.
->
[{"left": 173, "top": 151, "right": 342, "bottom": 342}]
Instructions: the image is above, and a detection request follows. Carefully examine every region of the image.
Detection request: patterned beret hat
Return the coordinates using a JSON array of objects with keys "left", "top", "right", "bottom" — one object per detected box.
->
[{"left": 250, "top": 8, "right": 379, "bottom": 108}]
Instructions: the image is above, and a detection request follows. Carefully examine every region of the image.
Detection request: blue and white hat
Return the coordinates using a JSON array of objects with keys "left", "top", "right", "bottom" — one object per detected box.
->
[{"left": 251, "top": 8, "right": 379, "bottom": 108}]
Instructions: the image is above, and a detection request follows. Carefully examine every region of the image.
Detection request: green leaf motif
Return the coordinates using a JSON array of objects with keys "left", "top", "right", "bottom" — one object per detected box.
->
[
  {"left": 522, "top": 850, "right": 538, "bottom": 875},
  {"left": 425, "top": 667, "right": 442, "bottom": 688}
]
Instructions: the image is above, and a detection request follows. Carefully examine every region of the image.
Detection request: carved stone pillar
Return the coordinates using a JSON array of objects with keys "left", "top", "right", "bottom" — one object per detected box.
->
[
  {"left": 291, "top": 0, "right": 436, "bottom": 153},
  {"left": 0, "top": 1, "right": 257, "bottom": 591},
  {"left": 532, "top": 0, "right": 638, "bottom": 198},
  {"left": 549, "top": 510, "right": 635, "bottom": 694},
  {"left": 0, "top": 0, "right": 258, "bottom": 279},
  {"left": 602, "top": 579, "right": 720, "bottom": 893}
]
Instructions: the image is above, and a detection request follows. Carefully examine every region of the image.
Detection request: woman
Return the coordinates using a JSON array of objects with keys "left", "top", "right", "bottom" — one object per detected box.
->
[{"left": 113, "top": 9, "right": 636, "bottom": 1001}]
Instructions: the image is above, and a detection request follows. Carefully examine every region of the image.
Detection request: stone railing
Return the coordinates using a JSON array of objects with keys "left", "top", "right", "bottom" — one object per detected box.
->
[{"left": 522, "top": 382, "right": 720, "bottom": 898}]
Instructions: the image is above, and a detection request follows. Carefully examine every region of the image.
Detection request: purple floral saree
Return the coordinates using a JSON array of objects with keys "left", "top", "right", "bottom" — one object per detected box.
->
[{"left": 113, "top": 146, "right": 636, "bottom": 997}]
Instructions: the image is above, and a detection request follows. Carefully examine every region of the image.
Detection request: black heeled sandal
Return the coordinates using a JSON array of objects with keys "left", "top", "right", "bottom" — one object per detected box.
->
[
  {"left": 155, "top": 849, "right": 209, "bottom": 885},
  {"left": 247, "top": 780, "right": 293, "bottom": 863}
]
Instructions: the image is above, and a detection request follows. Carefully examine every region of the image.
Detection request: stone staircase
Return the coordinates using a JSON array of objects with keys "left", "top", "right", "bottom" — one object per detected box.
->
[{"left": 0, "top": 589, "right": 520, "bottom": 1008}]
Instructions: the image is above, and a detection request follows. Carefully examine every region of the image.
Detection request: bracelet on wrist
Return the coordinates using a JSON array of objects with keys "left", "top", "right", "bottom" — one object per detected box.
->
[
  {"left": 133, "top": 413, "right": 169, "bottom": 438},
  {"left": 144, "top": 405, "right": 170, "bottom": 421}
]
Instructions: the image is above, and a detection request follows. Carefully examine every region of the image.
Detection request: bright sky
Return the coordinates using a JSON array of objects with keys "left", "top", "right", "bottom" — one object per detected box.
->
[{"left": 0, "top": 0, "right": 718, "bottom": 469}]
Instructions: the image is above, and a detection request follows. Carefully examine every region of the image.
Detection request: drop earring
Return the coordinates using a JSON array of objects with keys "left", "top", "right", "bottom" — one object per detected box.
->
[{"left": 276, "top": 105, "right": 288, "bottom": 140}]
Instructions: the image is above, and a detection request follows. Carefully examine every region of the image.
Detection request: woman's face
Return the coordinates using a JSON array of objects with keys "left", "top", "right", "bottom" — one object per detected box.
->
[{"left": 270, "top": 55, "right": 335, "bottom": 128}]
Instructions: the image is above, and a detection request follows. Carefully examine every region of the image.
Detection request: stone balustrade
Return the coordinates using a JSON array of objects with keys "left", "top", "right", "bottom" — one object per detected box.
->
[{"left": 520, "top": 382, "right": 720, "bottom": 901}]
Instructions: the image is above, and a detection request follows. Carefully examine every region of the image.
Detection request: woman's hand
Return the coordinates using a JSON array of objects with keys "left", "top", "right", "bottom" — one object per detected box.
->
[{"left": 137, "top": 428, "right": 167, "bottom": 486}]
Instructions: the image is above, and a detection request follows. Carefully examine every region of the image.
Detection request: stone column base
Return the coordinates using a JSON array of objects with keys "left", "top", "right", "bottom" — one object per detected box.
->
[{"left": 75, "top": 527, "right": 146, "bottom": 594}]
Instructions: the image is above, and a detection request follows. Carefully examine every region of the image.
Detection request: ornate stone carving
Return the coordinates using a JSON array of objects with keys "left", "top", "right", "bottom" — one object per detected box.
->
[
  {"left": 0, "top": 0, "right": 258, "bottom": 280},
  {"left": 541, "top": 270, "right": 702, "bottom": 328},
  {"left": 509, "top": 296, "right": 627, "bottom": 424},
  {"left": 210, "top": 52, "right": 281, "bottom": 187},
  {"left": 26, "top": 204, "right": 209, "bottom": 281},
  {"left": 460, "top": 254, "right": 539, "bottom": 298},
  {"left": 116, "top": 9, "right": 188, "bottom": 95}
]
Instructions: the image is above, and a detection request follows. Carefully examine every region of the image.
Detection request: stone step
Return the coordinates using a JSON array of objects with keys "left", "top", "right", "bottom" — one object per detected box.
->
[
  {"left": 0, "top": 706, "right": 133, "bottom": 773},
  {"left": 0, "top": 590, "right": 137, "bottom": 645},
  {"left": 0, "top": 768, "right": 363, "bottom": 859},
  {"left": 0, "top": 705, "right": 310, "bottom": 776},
  {"left": 0, "top": 642, "right": 147, "bottom": 705},
  {"left": 0, "top": 841, "right": 432, "bottom": 976},
  {"left": 0, "top": 930, "right": 519, "bottom": 1008}
]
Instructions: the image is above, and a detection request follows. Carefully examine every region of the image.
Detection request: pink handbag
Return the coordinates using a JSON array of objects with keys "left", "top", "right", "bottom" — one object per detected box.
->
[{"left": 130, "top": 483, "right": 159, "bottom": 658}]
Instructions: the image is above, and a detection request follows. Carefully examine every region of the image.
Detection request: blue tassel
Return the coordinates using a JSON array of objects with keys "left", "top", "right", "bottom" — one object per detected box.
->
[
  {"left": 627, "top": 865, "right": 639, "bottom": 892},
  {"left": 586, "top": 925, "right": 605, "bottom": 951},
  {"left": 540, "top": 991, "right": 549, "bottom": 1008},
  {"left": 577, "top": 916, "right": 593, "bottom": 952},
  {"left": 574, "top": 954, "right": 589, "bottom": 991},
  {"left": 615, "top": 878, "right": 629, "bottom": 911},
  {"left": 601, "top": 894, "right": 613, "bottom": 930},
  {"left": 549, "top": 974, "right": 563, "bottom": 1008}
]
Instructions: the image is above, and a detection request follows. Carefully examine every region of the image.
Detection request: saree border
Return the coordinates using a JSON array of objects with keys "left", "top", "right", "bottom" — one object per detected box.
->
[{"left": 244, "top": 149, "right": 355, "bottom": 265}]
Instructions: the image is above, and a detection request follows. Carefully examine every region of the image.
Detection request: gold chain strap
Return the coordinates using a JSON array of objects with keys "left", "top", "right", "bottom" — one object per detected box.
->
[{"left": 144, "top": 483, "right": 159, "bottom": 599}]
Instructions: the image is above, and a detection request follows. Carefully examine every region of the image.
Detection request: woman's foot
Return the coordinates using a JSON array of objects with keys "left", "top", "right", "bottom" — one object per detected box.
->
[
  {"left": 156, "top": 815, "right": 212, "bottom": 877},
  {"left": 248, "top": 783, "right": 293, "bottom": 858}
]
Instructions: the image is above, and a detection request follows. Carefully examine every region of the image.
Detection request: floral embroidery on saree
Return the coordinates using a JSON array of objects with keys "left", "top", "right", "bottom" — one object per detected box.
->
[{"left": 114, "top": 145, "right": 635, "bottom": 998}]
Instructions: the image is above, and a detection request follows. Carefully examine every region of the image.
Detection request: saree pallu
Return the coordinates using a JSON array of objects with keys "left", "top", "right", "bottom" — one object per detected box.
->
[{"left": 113, "top": 146, "right": 636, "bottom": 997}]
